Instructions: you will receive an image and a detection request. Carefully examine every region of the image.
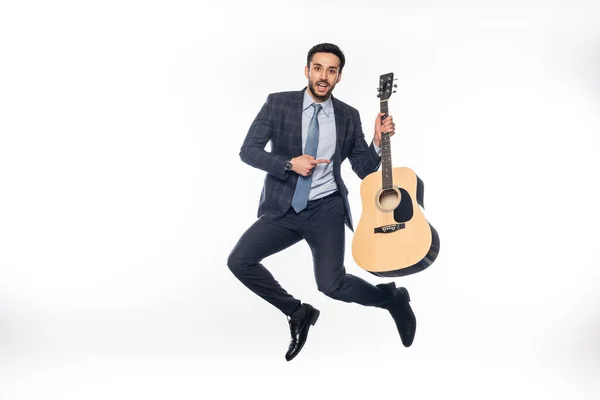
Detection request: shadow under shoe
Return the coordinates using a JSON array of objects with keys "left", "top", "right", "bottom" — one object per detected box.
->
[
  {"left": 378, "top": 283, "right": 417, "bottom": 347},
  {"left": 285, "top": 303, "right": 320, "bottom": 361}
]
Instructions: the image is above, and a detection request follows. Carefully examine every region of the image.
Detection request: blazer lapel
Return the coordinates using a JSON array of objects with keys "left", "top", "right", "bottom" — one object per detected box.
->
[
  {"left": 332, "top": 96, "right": 348, "bottom": 159},
  {"left": 290, "top": 89, "right": 305, "bottom": 154}
]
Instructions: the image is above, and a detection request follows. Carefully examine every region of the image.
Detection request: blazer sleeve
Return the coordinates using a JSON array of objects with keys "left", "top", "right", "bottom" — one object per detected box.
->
[
  {"left": 239, "top": 94, "right": 288, "bottom": 181},
  {"left": 347, "top": 109, "right": 382, "bottom": 179}
]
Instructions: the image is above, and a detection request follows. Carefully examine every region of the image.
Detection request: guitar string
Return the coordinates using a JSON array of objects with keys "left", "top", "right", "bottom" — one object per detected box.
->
[
  {"left": 381, "top": 104, "right": 390, "bottom": 229},
  {"left": 380, "top": 92, "right": 393, "bottom": 229},
  {"left": 384, "top": 131, "right": 390, "bottom": 228}
]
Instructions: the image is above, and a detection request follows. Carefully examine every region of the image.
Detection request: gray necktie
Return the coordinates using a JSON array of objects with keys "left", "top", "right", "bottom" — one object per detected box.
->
[{"left": 291, "top": 103, "right": 322, "bottom": 213}]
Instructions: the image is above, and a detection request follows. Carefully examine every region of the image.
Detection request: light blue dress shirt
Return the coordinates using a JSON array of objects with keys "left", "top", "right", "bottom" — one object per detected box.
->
[{"left": 301, "top": 89, "right": 381, "bottom": 200}]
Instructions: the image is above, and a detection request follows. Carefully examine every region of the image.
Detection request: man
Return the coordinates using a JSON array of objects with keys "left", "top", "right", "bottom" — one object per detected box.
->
[{"left": 227, "top": 43, "right": 416, "bottom": 361}]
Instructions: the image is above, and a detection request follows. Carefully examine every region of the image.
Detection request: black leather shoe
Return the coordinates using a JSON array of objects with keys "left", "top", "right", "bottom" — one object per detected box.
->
[
  {"left": 386, "top": 287, "right": 417, "bottom": 347},
  {"left": 285, "top": 304, "right": 320, "bottom": 361}
]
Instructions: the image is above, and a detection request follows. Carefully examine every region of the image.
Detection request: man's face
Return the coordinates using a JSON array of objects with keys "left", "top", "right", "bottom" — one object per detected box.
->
[{"left": 304, "top": 52, "right": 342, "bottom": 102}]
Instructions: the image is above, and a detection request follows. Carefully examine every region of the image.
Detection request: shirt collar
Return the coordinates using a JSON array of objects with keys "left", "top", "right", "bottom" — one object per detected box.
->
[{"left": 303, "top": 88, "right": 333, "bottom": 117}]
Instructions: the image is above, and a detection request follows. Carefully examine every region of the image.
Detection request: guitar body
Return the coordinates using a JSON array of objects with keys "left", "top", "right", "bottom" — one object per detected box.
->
[{"left": 352, "top": 167, "right": 440, "bottom": 277}]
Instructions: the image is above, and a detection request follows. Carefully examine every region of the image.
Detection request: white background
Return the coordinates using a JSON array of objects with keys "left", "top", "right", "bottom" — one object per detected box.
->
[{"left": 1, "top": 1, "right": 599, "bottom": 399}]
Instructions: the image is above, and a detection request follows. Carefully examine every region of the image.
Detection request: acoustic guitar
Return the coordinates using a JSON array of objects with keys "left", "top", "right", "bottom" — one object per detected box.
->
[{"left": 351, "top": 72, "right": 440, "bottom": 277}]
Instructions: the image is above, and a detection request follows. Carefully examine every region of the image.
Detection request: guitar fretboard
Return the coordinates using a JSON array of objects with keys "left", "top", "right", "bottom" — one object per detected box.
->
[{"left": 380, "top": 100, "right": 393, "bottom": 190}]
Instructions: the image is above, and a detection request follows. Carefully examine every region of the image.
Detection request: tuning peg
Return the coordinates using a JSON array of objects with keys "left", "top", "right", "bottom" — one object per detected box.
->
[
  {"left": 393, "top": 90, "right": 396, "bottom": 93},
  {"left": 393, "top": 84, "right": 397, "bottom": 88},
  {"left": 376, "top": 94, "right": 380, "bottom": 98}
]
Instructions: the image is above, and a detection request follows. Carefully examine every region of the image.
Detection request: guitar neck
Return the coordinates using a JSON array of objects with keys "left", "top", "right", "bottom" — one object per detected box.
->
[{"left": 380, "top": 99, "right": 393, "bottom": 190}]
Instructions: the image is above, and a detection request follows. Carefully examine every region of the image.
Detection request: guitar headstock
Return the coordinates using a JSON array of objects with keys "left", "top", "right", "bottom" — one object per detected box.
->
[{"left": 377, "top": 72, "right": 397, "bottom": 100}]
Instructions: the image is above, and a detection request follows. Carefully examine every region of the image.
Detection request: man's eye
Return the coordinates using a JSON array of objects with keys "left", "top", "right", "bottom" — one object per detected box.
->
[{"left": 329, "top": 70, "right": 335, "bottom": 74}]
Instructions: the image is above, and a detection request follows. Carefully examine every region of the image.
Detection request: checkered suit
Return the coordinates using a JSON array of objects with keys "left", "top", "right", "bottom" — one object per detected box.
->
[{"left": 240, "top": 88, "right": 381, "bottom": 232}]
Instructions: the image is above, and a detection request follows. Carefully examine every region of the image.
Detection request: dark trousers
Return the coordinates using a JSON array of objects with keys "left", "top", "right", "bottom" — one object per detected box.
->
[{"left": 227, "top": 192, "right": 395, "bottom": 316}]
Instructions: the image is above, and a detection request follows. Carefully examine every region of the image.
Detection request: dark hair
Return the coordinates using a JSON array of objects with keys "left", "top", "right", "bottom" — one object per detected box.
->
[{"left": 307, "top": 43, "right": 346, "bottom": 72}]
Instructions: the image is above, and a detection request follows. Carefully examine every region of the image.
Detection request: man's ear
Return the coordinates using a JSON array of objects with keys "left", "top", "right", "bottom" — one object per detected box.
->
[
  {"left": 304, "top": 65, "right": 309, "bottom": 79},
  {"left": 337, "top": 71, "right": 342, "bottom": 83}
]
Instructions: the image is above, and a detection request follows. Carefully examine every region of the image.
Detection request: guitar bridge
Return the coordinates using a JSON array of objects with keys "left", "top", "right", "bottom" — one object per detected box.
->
[{"left": 374, "top": 223, "right": 405, "bottom": 234}]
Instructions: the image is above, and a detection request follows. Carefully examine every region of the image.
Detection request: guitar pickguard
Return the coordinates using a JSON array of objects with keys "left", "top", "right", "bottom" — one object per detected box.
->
[{"left": 393, "top": 187, "right": 413, "bottom": 223}]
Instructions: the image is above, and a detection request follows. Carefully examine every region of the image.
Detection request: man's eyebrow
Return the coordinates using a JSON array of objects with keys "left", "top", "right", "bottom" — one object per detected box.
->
[{"left": 313, "top": 63, "right": 338, "bottom": 70}]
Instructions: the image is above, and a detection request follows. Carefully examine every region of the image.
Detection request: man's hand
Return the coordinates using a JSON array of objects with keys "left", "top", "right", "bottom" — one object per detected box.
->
[
  {"left": 291, "top": 155, "right": 330, "bottom": 176},
  {"left": 374, "top": 113, "right": 396, "bottom": 148}
]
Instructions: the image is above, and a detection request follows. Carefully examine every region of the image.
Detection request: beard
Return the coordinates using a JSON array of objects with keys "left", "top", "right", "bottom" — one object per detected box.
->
[{"left": 308, "top": 79, "right": 335, "bottom": 101}]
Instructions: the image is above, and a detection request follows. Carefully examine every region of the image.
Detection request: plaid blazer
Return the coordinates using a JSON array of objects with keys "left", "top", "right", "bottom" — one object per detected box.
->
[{"left": 240, "top": 88, "right": 382, "bottom": 232}]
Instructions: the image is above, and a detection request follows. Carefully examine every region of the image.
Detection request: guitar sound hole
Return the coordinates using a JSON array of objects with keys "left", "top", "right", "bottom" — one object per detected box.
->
[{"left": 378, "top": 189, "right": 400, "bottom": 211}]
